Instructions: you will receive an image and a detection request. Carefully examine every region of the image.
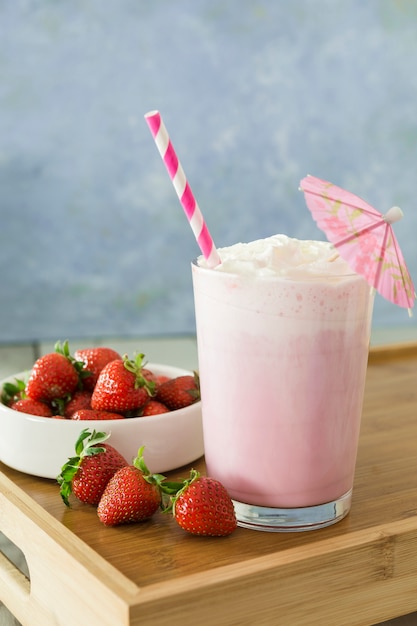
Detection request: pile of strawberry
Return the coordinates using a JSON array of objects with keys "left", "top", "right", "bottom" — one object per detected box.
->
[
  {"left": 58, "top": 429, "right": 237, "bottom": 537},
  {"left": 1, "top": 341, "right": 200, "bottom": 419}
]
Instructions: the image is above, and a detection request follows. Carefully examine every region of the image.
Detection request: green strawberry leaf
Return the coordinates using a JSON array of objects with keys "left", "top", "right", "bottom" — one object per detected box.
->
[
  {"left": 159, "top": 480, "right": 187, "bottom": 495},
  {"left": 74, "top": 429, "right": 93, "bottom": 455},
  {"left": 51, "top": 396, "right": 67, "bottom": 417},
  {"left": 55, "top": 339, "right": 71, "bottom": 358}
]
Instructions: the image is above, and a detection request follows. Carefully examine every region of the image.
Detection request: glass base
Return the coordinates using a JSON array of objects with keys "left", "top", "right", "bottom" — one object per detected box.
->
[{"left": 233, "top": 489, "right": 352, "bottom": 532}]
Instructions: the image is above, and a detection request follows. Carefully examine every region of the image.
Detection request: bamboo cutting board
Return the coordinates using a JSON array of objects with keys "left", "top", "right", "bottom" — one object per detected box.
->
[{"left": 0, "top": 343, "right": 416, "bottom": 626}]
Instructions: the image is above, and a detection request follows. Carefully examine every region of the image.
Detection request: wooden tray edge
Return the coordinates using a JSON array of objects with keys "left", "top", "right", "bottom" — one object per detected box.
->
[
  {"left": 0, "top": 471, "right": 139, "bottom": 600},
  {"left": 368, "top": 341, "right": 417, "bottom": 364}
]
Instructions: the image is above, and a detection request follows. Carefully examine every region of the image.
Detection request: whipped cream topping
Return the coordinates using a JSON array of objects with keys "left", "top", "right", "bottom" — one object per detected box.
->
[{"left": 199, "top": 234, "right": 353, "bottom": 278}]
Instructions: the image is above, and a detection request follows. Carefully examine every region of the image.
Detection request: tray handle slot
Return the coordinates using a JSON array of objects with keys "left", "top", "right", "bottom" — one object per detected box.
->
[
  {"left": 0, "top": 547, "right": 30, "bottom": 598},
  {"left": 0, "top": 531, "right": 56, "bottom": 626},
  {"left": 0, "top": 549, "right": 30, "bottom": 626}
]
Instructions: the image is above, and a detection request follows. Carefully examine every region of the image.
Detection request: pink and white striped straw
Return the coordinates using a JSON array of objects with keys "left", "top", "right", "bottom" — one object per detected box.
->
[{"left": 144, "top": 110, "right": 221, "bottom": 268}]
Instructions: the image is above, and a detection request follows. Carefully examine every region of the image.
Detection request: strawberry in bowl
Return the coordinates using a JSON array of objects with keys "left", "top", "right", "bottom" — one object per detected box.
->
[{"left": 0, "top": 342, "right": 203, "bottom": 479}]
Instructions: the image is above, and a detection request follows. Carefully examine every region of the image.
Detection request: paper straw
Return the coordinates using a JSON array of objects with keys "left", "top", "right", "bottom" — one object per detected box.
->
[{"left": 144, "top": 110, "right": 221, "bottom": 268}]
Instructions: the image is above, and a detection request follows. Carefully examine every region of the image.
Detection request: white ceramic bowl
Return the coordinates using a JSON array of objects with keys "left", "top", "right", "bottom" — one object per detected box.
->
[{"left": 0, "top": 363, "right": 204, "bottom": 479}]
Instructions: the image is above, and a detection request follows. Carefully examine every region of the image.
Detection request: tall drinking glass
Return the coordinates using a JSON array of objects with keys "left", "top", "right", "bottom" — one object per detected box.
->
[{"left": 191, "top": 241, "right": 374, "bottom": 532}]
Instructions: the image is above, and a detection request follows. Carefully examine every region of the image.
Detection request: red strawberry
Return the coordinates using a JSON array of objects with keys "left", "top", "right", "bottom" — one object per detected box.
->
[
  {"left": 140, "top": 369, "right": 170, "bottom": 388},
  {"left": 142, "top": 371, "right": 171, "bottom": 395},
  {"left": 10, "top": 397, "right": 53, "bottom": 417},
  {"left": 71, "top": 409, "right": 125, "bottom": 420},
  {"left": 74, "top": 347, "right": 122, "bottom": 392},
  {"left": 141, "top": 400, "right": 170, "bottom": 416},
  {"left": 57, "top": 429, "right": 128, "bottom": 506},
  {"left": 97, "top": 447, "right": 162, "bottom": 526},
  {"left": 142, "top": 368, "right": 158, "bottom": 383},
  {"left": 155, "top": 375, "right": 171, "bottom": 386},
  {"left": 26, "top": 341, "right": 82, "bottom": 403},
  {"left": 166, "top": 470, "right": 237, "bottom": 537},
  {"left": 91, "top": 353, "right": 155, "bottom": 413},
  {"left": 63, "top": 390, "right": 92, "bottom": 417},
  {"left": 156, "top": 374, "right": 200, "bottom": 410}
]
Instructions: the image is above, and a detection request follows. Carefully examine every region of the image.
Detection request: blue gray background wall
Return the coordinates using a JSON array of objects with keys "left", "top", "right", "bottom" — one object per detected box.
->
[{"left": 1, "top": 0, "right": 416, "bottom": 343}]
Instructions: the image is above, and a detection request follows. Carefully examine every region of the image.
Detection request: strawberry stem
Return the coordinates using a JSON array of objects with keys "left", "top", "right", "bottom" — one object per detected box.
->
[
  {"left": 160, "top": 469, "right": 201, "bottom": 514},
  {"left": 132, "top": 446, "right": 167, "bottom": 495},
  {"left": 55, "top": 339, "right": 91, "bottom": 387},
  {"left": 122, "top": 353, "right": 156, "bottom": 396}
]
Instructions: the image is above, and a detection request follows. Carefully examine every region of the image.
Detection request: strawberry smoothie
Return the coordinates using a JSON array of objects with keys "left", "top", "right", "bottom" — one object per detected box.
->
[{"left": 192, "top": 235, "right": 374, "bottom": 531}]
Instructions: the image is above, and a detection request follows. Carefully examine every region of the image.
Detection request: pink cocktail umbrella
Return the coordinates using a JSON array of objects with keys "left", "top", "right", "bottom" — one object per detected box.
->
[
  {"left": 144, "top": 110, "right": 221, "bottom": 268},
  {"left": 300, "top": 175, "right": 415, "bottom": 314}
]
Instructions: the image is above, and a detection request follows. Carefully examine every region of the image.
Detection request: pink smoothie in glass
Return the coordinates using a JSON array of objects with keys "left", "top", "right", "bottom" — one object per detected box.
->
[{"left": 192, "top": 235, "right": 374, "bottom": 509}]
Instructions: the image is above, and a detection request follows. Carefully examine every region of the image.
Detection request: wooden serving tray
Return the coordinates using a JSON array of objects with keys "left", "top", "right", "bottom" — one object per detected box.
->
[{"left": 0, "top": 344, "right": 417, "bottom": 626}]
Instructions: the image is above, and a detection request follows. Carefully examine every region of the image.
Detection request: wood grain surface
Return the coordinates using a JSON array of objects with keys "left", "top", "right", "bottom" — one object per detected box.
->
[{"left": 0, "top": 343, "right": 416, "bottom": 626}]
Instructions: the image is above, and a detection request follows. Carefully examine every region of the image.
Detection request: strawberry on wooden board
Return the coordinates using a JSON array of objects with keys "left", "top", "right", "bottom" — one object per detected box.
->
[
  {"left": 26, "top": 340, "right": 83, "bottom": 403},
  {"left": 97, "top": 447, "right": 163, "bottom": 526},
  {"left": 71, "top": 409, "right": 125, "bottom": 421},
  {"left": 74, "top": 347, "right": 122, "bottom": 392},
  {"left": 10, "top": 397, "right": 53, "bottom": 417},
  {"left": 57, "top": 429, "right": 128, "bottom": 506},
  {"left": 91, "top": 353, "right": 156, "bottom": 414},
  {"left": 163, "top": 469, "right": 237, "bottom": 537},
  {"left": 156, "top": 373, "right": 200, "bottom": 410}
]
